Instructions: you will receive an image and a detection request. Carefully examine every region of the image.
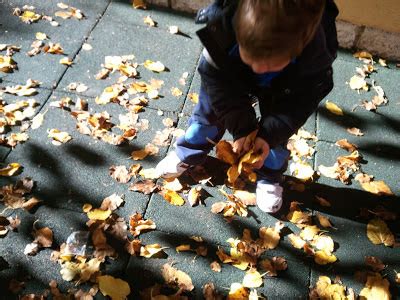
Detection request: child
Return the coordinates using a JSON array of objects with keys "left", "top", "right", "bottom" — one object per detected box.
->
[{"left": 156, "top": 0, "right": 339, "bottom": 213}]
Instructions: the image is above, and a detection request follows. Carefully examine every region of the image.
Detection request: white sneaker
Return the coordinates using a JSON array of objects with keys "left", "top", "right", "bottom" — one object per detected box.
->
[
  {"left": 155, "top": 151, "right": 191, "bottom": 179},
  {"left": 256, "top": 180, "right": 283, "bottom": 213}
]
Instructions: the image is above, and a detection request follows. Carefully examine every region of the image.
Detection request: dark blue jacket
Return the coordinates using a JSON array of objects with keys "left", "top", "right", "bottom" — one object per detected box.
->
[{"left": 196, "top": 0, "right": 339, "bottom": 147}]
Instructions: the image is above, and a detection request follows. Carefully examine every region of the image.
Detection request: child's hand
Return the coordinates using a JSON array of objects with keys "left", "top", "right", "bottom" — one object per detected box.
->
[
  {"left": 251, "top": 137, "right": 270, "bottom": 169},
  {"left": 233, "top": 136, "right": 253, "bottom": 155}
]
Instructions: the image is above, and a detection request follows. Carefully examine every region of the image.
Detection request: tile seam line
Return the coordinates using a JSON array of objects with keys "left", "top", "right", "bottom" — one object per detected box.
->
[{"left": 49, "top": 0, "right": 112, "bottom": 94}]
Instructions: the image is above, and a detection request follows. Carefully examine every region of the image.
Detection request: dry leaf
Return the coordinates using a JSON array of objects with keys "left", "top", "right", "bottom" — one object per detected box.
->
[
  {"left": 98, "top": 275, "right": 131, "bottom": 300},
  {"left": 349, "top": 75, "right": 368, "bottom": 91},
  {"left": 140, "top": 244, "right": 166, "bottom": 258},
  {"left": 367, "top": 219, "right": 394, "bottom": 247},
  {"left": 143, "top": 16, "right": 156, "bottom": 27},
  {"left": 171, "top": 87, "right": 183, "bottom": 97},
  {"left": 347, "top": 127, "right": 364, "bottom": 136},
  {"left": 0, "top": 162, "right": 22, "bottom": 176},
  {"left": 242, "top": 269, "right": 263, "bottom": 288},
  {"left": 60, "top": 57, "right": 73, "bottom": 65},
  {"left": 359, "top": 273, "right": 391, "bottom": 300},
  {"left": 139, "top": 168, "right": 159, "bottom": 179},
  {"left": 300, "top": 225, "right": 320, "bottom": 241},
  {"left": 129, "top": 213, "right": 156, "bottom": 237},
  {"left": 314, "top": 250, "right": 337, "bottom": 265},
  {"left": 233, "top": 190, "right": 256, "bottom": 206},
  {"left": 227, "top": 283, "right": 249, "bottom": 300},
  {"left": 133, "top": 0, "right": 147, "bottom": 9},
  {"left": 310, "top": 276, "right": 349, "bottom": 300},
  {"left": 289, "top": 161, "right": 315, "bottom": 181},
  {"left": 288, "top": 234, "right": 306, "bottom": 249},
  {"left": 161, "top": 264, "right": 194, "bottom": 291},
  {"left": 210, "top": 261, "right": 221, "bottom": 272},
  {"left": 48, "top": 129, "right": 71, "bottom": 145},
  {"left": 317, "top": 214, "right": 334, "bottom": 228},
  {"left": 365, "top": 256, "right": 385, "bottom": 272},
  {"left": 188, "top": 93, "right": 199, "bottom": 104},
  {"left": 163, "top": 178, "right": 183, "bottom": 192},
  {"left": 161, "top": 190, "right": 185, "bottom": 206},
  {"left": 188, "top": 186, "right": 202, "bottom": 206},
  {"left": 35, "top": 32, "right": 47, "bottom": 40},
  {"left": 82, "top": 43, "right": 92, "bottom": 51},
  {"left": 33, "top": 226, "right": 53, "bottom": 248},
  {"left": 87, "top": 209, "right": 111, "bottom": 221},
  {"left": 143, "top": 60, "right": 165, "bottom": 72},
  {"left": 169, "top": 25, "right": 179, "bottom": 34},
  {"left": 311, "top": 235, "right": 334, "bottom": 253},
  {"left": 360, "top": 180, "right": 393, "bottom": 196},
  {"left": 109, "top": 165, "right": 132, "bottom": 183},
  {"left": 129, "top": 180, "right": 158, "bottom": 194},
  {"left": 335, "top": 139, "right": 357, "bottom": 152},
  {"left": 325, "top": 101, "right": 344, "bottom": 116}
]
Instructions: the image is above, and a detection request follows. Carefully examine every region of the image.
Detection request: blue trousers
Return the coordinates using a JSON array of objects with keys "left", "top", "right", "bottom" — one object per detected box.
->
[{"left": 175, "top": 85, "right": 290, "bottom": 181}]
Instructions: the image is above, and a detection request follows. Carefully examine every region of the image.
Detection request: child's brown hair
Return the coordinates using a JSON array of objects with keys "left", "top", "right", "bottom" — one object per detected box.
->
[{"left": 234, "top": 0, "right": 326, "bottom": 60}]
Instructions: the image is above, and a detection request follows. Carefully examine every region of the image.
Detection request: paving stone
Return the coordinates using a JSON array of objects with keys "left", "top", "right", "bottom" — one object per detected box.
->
[
  {"left": 1, "top": 91, "right": 174, "bottom": 214},
  {"left": 0, "top": 0, "right": 110, "bottom": 88},
  {"left": 0, "top": 86, "right": 53, "bottom": 161},
  {"left": 314, "top": 141, "right": 400, "bottom": 197},
  {"left": 0, "top": 205, "right": 126, "bottom": 298},
  {"left": 317, "top": 55, "right": 400, "bottom": 153},
  {"left": 57, "top": 1, "right": 203, "bottom": 113},
  {"left": 126, "top": 230, "right": 311, "bottom": 299}
]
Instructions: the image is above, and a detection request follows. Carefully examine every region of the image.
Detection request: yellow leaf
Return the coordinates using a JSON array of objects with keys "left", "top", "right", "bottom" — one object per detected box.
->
[
  {"left": 353, "top": 51, "right": 373, "bottom": 60},
  {"left": 227, "top": 165, "right": 240, "bottom": 184},
  {"left": 360, "top": 180, "right": 393, "bottom": 196},
  {"left": 140, "top": 244, "right": 166, "bottom": 258},
  {"left": 0, "top": 163, "right": 22, "bottom": 176},
  {"left": 349, "top": 75, "right": 368, "bottom": 91},
  {"left": 216, "top": 140, "right": 238, "bottom": 165},
  {"left": 161, "top": 264, "right": 194, "bottom": 291},
  {"left": 311, "top": 235, "right": 334, "bottom": 253},
  {"left": 188, "top": 93, "right": 199, "bottom": 104},
  {"left": 87, "top": 209, "right": 111, "bottom": 221},
  {"left": 171, "top": 87, "right": 183, "bottom": 97},
  {"left": 176, "top": 244, "right": 191, "bottom": 252},
  {"left": 311, "top": 276, "right": 349, "bottom": 300},
  {"left": 98, "top": 275, "right": 131, "bottom": 300},
  {"left": 48, "top": 129, "right": 72, "bottom": 144},
  {"left": 227, "top": 283, "right": 249, "bottom": 300},
  {"left": 188, "top": 186, "right": 202, "bottom": 206},
  {"left": 143, "top": 15, "right": 156, "bottom": 27},
  {"left": 314, "top": 250, "right": 337, "bottom": 265},
  {"left": 242, "top": 269, "right": 263, "bottom": 288},
  {"left": 367, "top": 219, "right": 395, "bottom": 247},
  {"left": 325, "top": 101, "right": 344, "bottom": 116},
  {"left": 258, "top": 226, "right": 280, "bottom": 249},
  {"left": 20, "top": 11, "right": 41, "bottom": 23},
  {"left": 59, "top": 57, "right": 73, "bottom": 65},
  {"left": 139, "top": 168, "right": 159, "bottom": 179},
  {"left": 35, "top": 32, "right": 48, "bottom": 40},
  {"left": 233, "top": 190, "right": 256, "bottom": 206},
  {"left": 359, "top": 273, "right": 391, "bottom": 300},
  {"left": 162, "top": 190, "right": 185, "bottom": 206},
  {"left": 82, "top": 203, "right": 92, "bottom": 213},
  {"left": 288, "top": 234, "right": 306, "bottom": 249},
  {"left": 287, "top": 210, "right": 311, "bottom": 224},
  {"left": 300, "top": 225, "right": 320, "bottom": 241},
  {"left": 143, "top": 60, "right": 164, "bottom": 72}
]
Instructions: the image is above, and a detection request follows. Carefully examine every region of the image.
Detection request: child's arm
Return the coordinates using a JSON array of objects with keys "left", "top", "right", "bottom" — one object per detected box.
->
[
  {"left": 257, "top": 68, "right": 334, "bottom": 148},
  {"left": 197, "top": 54, "right": 258, "bottom": 142}
]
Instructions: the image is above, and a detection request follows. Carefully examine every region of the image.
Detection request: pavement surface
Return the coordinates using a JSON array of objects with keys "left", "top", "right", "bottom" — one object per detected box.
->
[{"left": 0, "top": 1, "right": 399, "bottom": 299}]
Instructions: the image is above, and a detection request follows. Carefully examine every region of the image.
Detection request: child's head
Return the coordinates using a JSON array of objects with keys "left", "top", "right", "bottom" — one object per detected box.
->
[{"left": 234, "top": 0, "right": 326, "bottom": 74}]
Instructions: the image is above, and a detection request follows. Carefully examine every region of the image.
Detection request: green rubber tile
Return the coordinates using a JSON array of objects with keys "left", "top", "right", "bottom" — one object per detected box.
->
[
  {"left": 126, "top": 230, "right": 311, "bottom": 299},
  {"left": 1, "top": 91, "right": 175, "bottom": 213},
  {"left": 0, "top": 0, "right": 110, "bottom": 88},
  {"left": 0, "top": 86, "right": 53, "bottom": 161},
  {"left": 56, "top": 2, "right": 203, "bottom": 113},
  {"left": 317, "top": 54, "right": 400, "bottom": 154}
]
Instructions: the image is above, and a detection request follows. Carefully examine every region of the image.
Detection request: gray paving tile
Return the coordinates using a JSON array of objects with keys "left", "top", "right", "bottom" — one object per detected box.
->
[
  {"left": 317, "top": 54, "right": 400, "bottom": 153},
  {"left": 57, "top": 1, "right": 203, "bottom": 112},
  {"left": 126, "top": 230, "right": 310, "bottom": 299},
  {"left": 0, "top": 86, "right": 53, "bottom": 161},
  {"left": 1, "top": 91, "right": 174, "bottom": 213},
  {"left": 0, "top": 205, "right": 129, "bottom": 298},
  {"left": 0, "top": 0, "right": 110, "bottom": 88}
]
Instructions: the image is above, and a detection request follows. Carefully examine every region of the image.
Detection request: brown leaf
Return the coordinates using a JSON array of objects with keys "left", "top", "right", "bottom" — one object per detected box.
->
[
  {"left": 210, "top": 261, "right": 221, "bottom": 272},
  {"left": 335, "top": 139, "right": 357, "bottom": 152},
  {"left": 129, "top": 180, "right": 158, "bottom": 195},
  {"left": 129, "top": 213, "right": 156, "bottom": 237},
  {"left": 100, "top": 194, "right": 124, "bottom": 211},
  {"left": 33, "top": 227, "right": 53, "bottom": 248},
  {"left": 125, "top": 239, "right": 142, "bottom": 256},
  {"left": 360, "top": 180, "right": 393, "bottom": 196},
  {"left": 365, "top": 256, "right": 385, "bottom": 272},
  {"left": 314, "top": 196, "right": 331, "bottom": 207},
  {"left": 233, "top": 190, "right": 256, "bottom": 206},
  {"left": 347, "top": 127, "right": 364, "bottom": 136},
  {"left": 109, "top": 165, "right": 132, "bottom": 183},
  {"left": 161, "top": 264, "right": 194, "bottom": 291},
  {"left": 367, "top": 219, "right": 394, "bottom": 247},
  {"left": 316, "top": 214, "right": 334, "bottom": 228},
  {"left": 216, "top": 140, "right": 238, "bottom": 165}
]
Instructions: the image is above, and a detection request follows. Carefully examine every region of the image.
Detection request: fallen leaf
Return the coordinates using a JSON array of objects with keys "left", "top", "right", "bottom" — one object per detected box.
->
[
  {"left": 98, "top": 275, "right": 131, "bottom": 300},
  {"left": 288, "top": 234, "right": 306, "bottom": 249},
  {"left": 87, "top": 209, "right": 111, "bottom": 221},
  {"left": 314, "top": 196, "right": 331, "bottom": 207},
  {"left": 161, "top": 190, "right": 185, "bottom": 206},
  {"left": 163, "top": 178, "right": 183, "bottom": 192},
  {"left": 129, "top": 180, "right": 158, "bottom": 194},
  {"left": 233, "top": 190, "right": 256, "bottom": 206},
  {"left": 0, "top": 162, "right": 22, "bottom": 176},
  {"left": 347, "top": 127, "right": 364, "bottom": 136},
  {"left": 359, "top": 273, "right": 391, "bottom": 300},
  {"left": 311, "top": 235, "right": 334, "bottom": 253},
  {"left": 325, "top": 101, "right": 344, "bottom": 116},
  {"left": 31, "top": 110, "right": 47, "bottom": 129},
  {"left": 335, "top": 139, "right": 357, "bottom": 152},
  {"left": 317, "top": 214, "right": 334, "bottom": 228},
  {"left": 310, "top": 276, "right": 349, "bottom": 300},
  {"left": 139, "top": 168, "right": 159, "bottom": 179},
  {"left": 314, "top": 250, "right": 337, "bottom": 265},
  {"left": 300, "top": 225, "right": 320, "bottom": 241},
  {"left": 140, "top": 244, "right": 166, "bottom": 258},
  {"left": 349, "top": 75, "right": 368, "bottom": 91},
  {"left": 367, "top": 219, "right": 394, "bottom": 247},
  {"left": 188, "top": 186, "right": 202, "bottom": 206},
  {"left": 242, "top": 269, "right": 263, "bottom": 288},
  {"left": 143, "top": 60, "right": 164, "bottom": 73},
  {"left": 48, "top": 129, "right": 71, "bottom": 145},
  {"left": 169, "top": 25, "right": 179, "bottom": 34},
  {"left": 59, "top": 57, "right": 73, "bottom": 65},
  {"left": 129, "top": 213, "right": 156, "bottom": 237},
  {"left": 161, "top": 264, "right": 194, "bottom": 291},
  {"left": 33, "top": 226, "right": 53, "bottom": 248},
  {"left": 360, "top": 180, "right": 393, "bottom": 196},
  {"left": 133, "top": 0, "right": 147, "bottom": 9},
  {"left": 227, "top": 283, "right": 249, "bottom": 300},
  {"left": 365, "top": 256, "right": 385, "bottom": 272},
  {"left": 210, "top": 261, "right": 221, "bottom": 272},
  {"left": 188, "top": 92, "right": 199, "bottom": 104},
  {"left": 378, "top": 58, "right": 387, "bottom": 67},
  {"left": 289, "top": 161, "right": 315, "bottom": 181},
  {"left": 82, "top": 43, "right": 92, "bottom": 51},
  {"left": 171, "top": 87, "right": 183, "bottom": 97},
  {"left": 35, "top": 32, "right": 47, "bottom": 40},
  {"left": 109, "top": 165, "right": 132, "bottom": 183}
]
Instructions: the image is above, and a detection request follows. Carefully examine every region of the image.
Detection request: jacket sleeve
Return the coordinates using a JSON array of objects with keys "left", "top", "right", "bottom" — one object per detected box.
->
[
  {"left": 257, "top": 68, "right": 334, "bottom": 148},
  {"left": 197, "top": 54, "right": 258, "bottom": 140}
]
